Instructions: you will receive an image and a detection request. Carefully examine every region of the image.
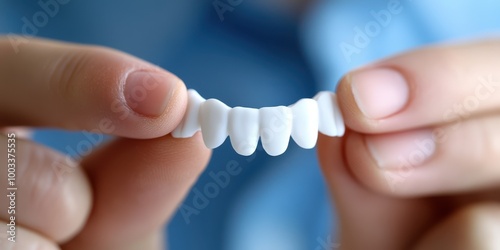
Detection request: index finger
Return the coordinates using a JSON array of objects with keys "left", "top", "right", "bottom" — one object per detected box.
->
[
  {"left": 0, "top": 37, "right": 187, "bottom": 138},
  {"left": 337, "top": 40, "right": 500, "bottom": 134}
]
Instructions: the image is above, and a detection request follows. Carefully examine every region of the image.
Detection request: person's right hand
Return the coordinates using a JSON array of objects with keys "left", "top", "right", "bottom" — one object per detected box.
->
[
  {"left": 318, "top": 40, "right": 500, "bottom": 249},
  {"left": 0, "top": 37, "right": 211, "bottom": 250}
]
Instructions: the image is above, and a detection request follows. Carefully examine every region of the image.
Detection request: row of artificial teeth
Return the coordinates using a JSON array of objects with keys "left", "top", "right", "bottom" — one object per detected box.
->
[{"left": 171, "top": 90, "right": 344, "bottom": 156}]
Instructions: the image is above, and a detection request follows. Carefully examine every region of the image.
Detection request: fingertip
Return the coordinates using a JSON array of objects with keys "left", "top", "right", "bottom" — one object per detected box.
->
[
  {"left": 124, "top": 70, "right": 181, "bottom": 118},
  {"left": 119, "top": 73, "right": 189, "bottom": 139},
  {"left": 77, "top": 48, "right": 189, "bottom": 139},
  {"left": 337, "top": 67, "right": 412, "bottom": 134},
  {"left": 350, "top": 68, "right": 409, "bottom": 120},
  {"left": 337, "top": 73, "right": 371, "bottom": 132}
]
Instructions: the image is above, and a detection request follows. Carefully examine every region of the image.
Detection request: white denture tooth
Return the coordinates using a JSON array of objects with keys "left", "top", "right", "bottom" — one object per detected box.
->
[
  {"left": 289, "top": 99, "right": 319, "bottom": 149},
  {"left": 228, "top": 107, "right": 260, "bottom": 156},
  {"left": 172, "top": 89, "right": 206, "bottom": 138},
  {"left": 332, "top": 94, "right": 345, "bottom": 137},
  {"left": 314, "top": 91, "right": 344, "bottom": 137},
  {"left": 172, "top": 89, "right": 345, "bottom": 156},
  {"left": 199, "top": 99, "right": 231, "bottom": 149},
  {"left": 259, "top": 106, "right": 293, "bottom": 156}
]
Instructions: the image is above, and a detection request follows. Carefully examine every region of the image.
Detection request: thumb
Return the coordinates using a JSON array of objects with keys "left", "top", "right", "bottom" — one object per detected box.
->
[
  {"left": 62, "top": 133, "right": 211, "bottom": 250},
  {"left": 0, "top": 37, "right": 186, "bottom": 138},
  {"left": 317, "top": 132, "right": 436, "bottom": 250}
]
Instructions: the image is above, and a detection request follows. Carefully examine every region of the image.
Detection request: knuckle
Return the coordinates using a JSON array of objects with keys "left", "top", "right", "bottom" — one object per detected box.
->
[{"left": 46, "top": 48, "right": 94, "bottom": 102}]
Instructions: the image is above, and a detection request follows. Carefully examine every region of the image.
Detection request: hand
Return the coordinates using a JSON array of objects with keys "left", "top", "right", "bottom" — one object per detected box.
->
[
  {"left": 318, "top": 40, "right": 500, "bottom": 249},
  {"left": 0, "top": 38, "right": 211, "bottom": 250}
]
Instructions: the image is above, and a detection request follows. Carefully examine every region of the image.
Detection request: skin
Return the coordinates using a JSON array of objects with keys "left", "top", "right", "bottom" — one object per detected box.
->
[
  {"left": 318, "top": 40, "right": 500, "bottom": 249},
  {"left": 0, "top": 38, "right": 211, "bottom": 250},
  {"left": 0, "top": 37, "right": 499, "bottom": 249}
]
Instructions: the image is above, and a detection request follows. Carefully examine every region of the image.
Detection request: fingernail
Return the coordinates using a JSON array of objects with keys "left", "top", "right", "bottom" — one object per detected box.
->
[
  {"left": 351, "top": 68, "right": 409, "bottom": 119},
  {"left": 124, "top": 71, "right": 178, "bottom": 117},
  {"left": 365, "top": 129, "right": 436, "bottom": 169}
]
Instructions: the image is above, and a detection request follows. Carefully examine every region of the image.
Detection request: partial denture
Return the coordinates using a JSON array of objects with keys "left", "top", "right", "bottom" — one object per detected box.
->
[{"left": 171, "top": 90, "right": 344, "bottom": 156}]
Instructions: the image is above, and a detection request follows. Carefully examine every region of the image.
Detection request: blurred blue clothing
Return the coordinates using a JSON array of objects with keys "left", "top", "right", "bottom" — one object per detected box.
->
[
  {"left": 1, "top": 1, "right": 499, "bottom": 249},
  {"left": 302, "top": 0, "right": 500, "bottom": 91}
]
